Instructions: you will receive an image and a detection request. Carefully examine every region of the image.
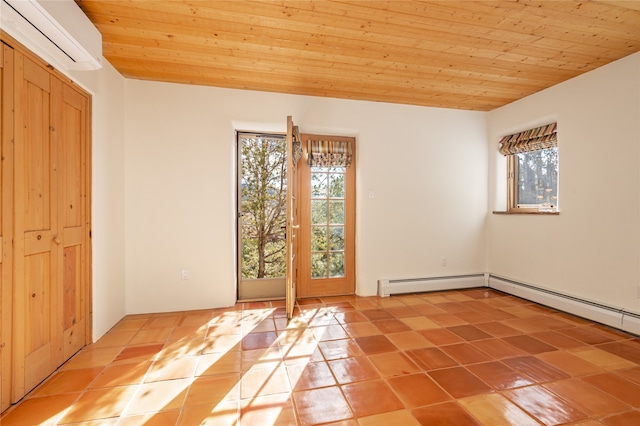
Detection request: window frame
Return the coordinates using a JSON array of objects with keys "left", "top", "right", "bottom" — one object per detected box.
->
[{"left": 506, "top": 148, "right": 559, "bottom": 214}]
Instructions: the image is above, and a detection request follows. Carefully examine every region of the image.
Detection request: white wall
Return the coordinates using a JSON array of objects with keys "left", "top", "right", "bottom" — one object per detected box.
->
[
  {"left": 69, "top": 61, "right": 127, "bottom": 339},
  {"left": 124, "top": 82, "right": 488, "bottom": 314},
  {"left": 44, "top": 45, "right": 640, "bottom": 335},
  {"left": 26, "top": 45, "right": 640, "bottom": 336},
  {"left": 488, "top": 52, "right": 640, "bottom": 314}
]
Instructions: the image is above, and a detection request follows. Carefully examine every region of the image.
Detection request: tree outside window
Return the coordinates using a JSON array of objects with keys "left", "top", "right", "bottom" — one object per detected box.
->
[{"left": 240, "top": 136, "right": 287, "bottom": 279}]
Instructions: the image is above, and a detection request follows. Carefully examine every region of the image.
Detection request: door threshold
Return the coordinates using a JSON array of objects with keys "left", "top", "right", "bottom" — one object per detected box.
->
[{"left": 237, "top": 297, "right": 286, "bottom": 303}]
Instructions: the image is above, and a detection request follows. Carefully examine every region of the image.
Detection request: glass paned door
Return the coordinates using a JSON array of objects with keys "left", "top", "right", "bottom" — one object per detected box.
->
[
  {"left": 237, "top": 132, "right": 287, "bottom": 300},
  {"left": 298, "top": 134, "right": 355, "bottom": 298}
]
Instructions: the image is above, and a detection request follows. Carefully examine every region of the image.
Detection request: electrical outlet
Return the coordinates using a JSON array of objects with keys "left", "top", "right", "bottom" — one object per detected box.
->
[
  {"left": 637, "top": 285, "right": 640, "bottom": 298},
  {"left": 441, "top": 257, "right": 447, "bottom": 267},
  {"left": 181, "top": 269, "right": 189, "bottom": 280}
]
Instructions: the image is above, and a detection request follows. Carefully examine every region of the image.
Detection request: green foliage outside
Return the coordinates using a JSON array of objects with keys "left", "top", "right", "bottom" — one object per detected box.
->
[
  {"left": 310, "top": 168, "right": 346, "bottom": 278},
  {"left": 240, "top": 136, "right": 287, "bottom": 279},
  {"left": 517, "top": 147, "right": 559, "bottom": 206}
]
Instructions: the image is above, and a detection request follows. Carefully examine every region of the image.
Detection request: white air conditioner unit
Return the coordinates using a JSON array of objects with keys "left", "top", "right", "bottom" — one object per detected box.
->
[{"left": 0, "top": 0, "right": 102, "bottom": 70}]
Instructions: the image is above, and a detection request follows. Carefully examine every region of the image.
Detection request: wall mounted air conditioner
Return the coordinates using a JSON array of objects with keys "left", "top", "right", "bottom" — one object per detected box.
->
[{"left": 0, "top": 0, "right": 102, "bottom": 70}]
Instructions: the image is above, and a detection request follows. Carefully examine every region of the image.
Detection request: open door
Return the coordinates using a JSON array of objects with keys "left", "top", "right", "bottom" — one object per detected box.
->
[{"left": 285, "top": 116, "right": 300, "bottom": 319}]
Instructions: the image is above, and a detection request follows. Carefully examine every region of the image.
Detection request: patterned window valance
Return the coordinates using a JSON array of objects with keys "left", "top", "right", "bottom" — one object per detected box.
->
[
  {"left": 499, "top": 122, "right": 557, "bottom": 156},
  {"left": 307, "top": 140, "right": 353, "bottom": 168}
]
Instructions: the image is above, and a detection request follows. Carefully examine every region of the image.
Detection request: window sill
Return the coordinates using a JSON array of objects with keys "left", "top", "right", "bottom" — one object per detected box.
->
[{"left": 493, "top": 211, "right": 559, "bottom": 215}]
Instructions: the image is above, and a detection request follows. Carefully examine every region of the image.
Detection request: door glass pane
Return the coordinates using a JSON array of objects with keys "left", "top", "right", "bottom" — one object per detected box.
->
[
  {"left": 311, "top": 172, "right": 328, "bottom": 198},
  {"left": 329, "top": 227, "right": 344, "bottom": 250},
  {"left": 329, "top": 174, "right": 345, "bottom": 198},
  {"left": 240, "top": 135, "right": 287, "bottom": 280},
  {"left": 311, "top": 200, "right": 327, "bottom": 224},
  {"left": 329, "top": 201, "right": 344, "bottom": 224},
  {"left": 312, "top": 226, "right": 327, "bottom": 252},
  {"left": 329, "top": 252, "right": 345, "bottom": 277},
  {"left": 311, "top": 252, "right": 327, "bottom": 278}
]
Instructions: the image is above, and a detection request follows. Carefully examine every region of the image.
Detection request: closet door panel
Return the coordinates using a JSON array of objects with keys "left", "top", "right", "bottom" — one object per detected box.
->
[
  {"left": 13, "top": 53, "right": 60, "bottom": 400},
  {"left": 54, "top": 80, "right": 88, "bottom": 360},
  {"left": 62, "top": 245, "right": 83, "bottom": 359},
  {"left": 24, "top": 253, "right": 53, "bottom": 391},
  {"left": 0, "top": 42, "right": 3, "bottom": 412},
  {"left": 0, "top": 41, "right": 14, "bottom": 414}
]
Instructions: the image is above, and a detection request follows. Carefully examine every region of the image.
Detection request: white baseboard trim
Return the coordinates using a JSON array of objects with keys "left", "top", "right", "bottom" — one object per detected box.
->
[
  {"left": 375, "top": 273, "right": 639, "bottom": 336},
  {"left": 377, "top": 274, "right": 486, "bottom": 297},
  {"left": 622, "top": 312, "right": 640, "bottom": 335},
  {"left": 489, "top": 275, "right": 640, "bottom": 335}
]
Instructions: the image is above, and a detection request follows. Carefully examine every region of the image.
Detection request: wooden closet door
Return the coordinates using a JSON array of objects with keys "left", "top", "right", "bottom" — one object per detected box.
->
[
  {"left": 0, "top": 41, "right": 15, "bottom": 413},
  {"left": 12, "top": 53, "right": 61, "bottom": 399},
  {"left": 53, "top": 79, "right": 89, "bottom": 361},
  {"left": 0, "top": 35, "right": 91, "bottom": 406}
]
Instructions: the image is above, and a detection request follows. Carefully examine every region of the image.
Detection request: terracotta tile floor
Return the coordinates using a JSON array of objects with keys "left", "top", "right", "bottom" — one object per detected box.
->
[{"left": 2, "top": 289, "right": 640, "bottom": 425}]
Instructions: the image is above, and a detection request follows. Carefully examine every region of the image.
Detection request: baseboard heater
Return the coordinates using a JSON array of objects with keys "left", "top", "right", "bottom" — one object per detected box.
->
[
  {"left": 376, "top": 273, "right": 640, "bottom": 336},
  {"left": 377, "top": 274, "right": 486, "bottom": 298},
  {"left": 488, "top": 275, "right": 640, "bottom": 336}
]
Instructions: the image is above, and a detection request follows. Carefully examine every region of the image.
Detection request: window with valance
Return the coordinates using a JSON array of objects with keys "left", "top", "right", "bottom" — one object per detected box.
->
[{"left": 499, "top": 123, "right": 559, "bottom": 213}]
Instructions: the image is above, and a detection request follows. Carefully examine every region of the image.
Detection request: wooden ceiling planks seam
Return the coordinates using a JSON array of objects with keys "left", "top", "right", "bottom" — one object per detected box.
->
[
  {"left": 87, "top": 8, "right": 590, "bottom": 81},
  {"left": 97, "top": 39, "right": 566, "bottom": 104},
  {"left": 75, "top": 0, "right": 640, "bottom": 111},
  {"left": 99, "top": 34, "right": 547, "bottom": 97},
  {"left": 347, "top": 1, "right": 638, "bottom": 48},
  {"left": 80, "top": 2, "right": 640, "bottom": 57},
  {"left": 108, "top": 58, "right": 508, "bottom": 111},
  {"left": 192, "top": 1, "right": 636, "bottom": 63},
  {"left": 81, "top": 1, "right": 636, "bottom": 68}
]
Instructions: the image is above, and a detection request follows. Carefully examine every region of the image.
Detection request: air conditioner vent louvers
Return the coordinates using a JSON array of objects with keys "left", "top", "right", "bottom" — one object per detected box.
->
[
  {"left": 1, "top": 0, "right": 102, "bottom": 71},
  {"left": 3, "top": 0, "right": 74, "bottom": 62}
]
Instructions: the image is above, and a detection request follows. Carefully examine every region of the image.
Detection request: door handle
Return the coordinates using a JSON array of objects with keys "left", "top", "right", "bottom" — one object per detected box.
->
[{"left": 282, "top": 225, "right": 300, "bottom": 231}]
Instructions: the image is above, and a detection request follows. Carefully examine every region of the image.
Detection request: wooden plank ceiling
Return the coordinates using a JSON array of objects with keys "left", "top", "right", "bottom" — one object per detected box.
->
[{"left": 76, "top": 1, "right": 640, "bottom": 111}]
